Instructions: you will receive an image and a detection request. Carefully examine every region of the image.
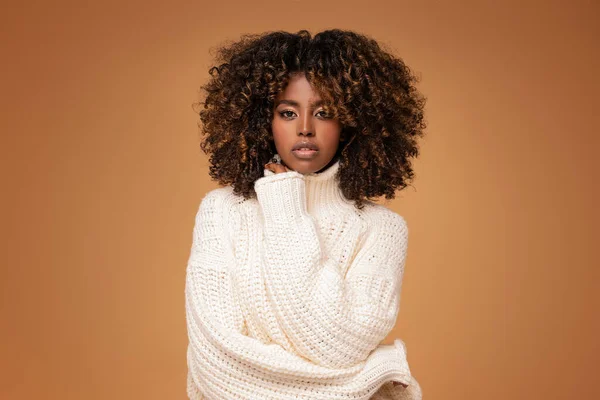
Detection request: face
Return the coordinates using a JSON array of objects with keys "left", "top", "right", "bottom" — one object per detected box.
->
[{"left": 271, "top": 72, "right": 342, "bottom": 174}]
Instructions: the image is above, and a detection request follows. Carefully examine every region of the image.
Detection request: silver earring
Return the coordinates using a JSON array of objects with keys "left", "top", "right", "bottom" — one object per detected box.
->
[{"left": 271, "top": 153, "right": 282, "bottom": 164}]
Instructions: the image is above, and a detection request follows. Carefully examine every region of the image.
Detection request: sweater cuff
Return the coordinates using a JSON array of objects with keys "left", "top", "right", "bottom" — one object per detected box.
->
[{"left": 254, "top": 170, "right": 308, "bottom": 223}]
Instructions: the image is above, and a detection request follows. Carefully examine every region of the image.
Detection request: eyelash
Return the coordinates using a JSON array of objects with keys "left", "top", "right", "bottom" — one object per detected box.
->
[{"left": 279, "top": 110, "right": 330, "bottom": 119}]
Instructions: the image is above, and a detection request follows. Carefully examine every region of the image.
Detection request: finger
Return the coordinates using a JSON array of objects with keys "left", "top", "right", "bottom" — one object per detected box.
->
[
  {"left": 264, "top": 162, "right": 289, "bottom": 174},
  {"left": 274, "top": 164, "right": 288, "bottom": 173}
]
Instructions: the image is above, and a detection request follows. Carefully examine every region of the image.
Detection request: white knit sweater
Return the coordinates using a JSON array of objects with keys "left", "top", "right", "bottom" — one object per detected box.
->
[{"left": 185, "top": 158, "right": 422, "bottom": 399}]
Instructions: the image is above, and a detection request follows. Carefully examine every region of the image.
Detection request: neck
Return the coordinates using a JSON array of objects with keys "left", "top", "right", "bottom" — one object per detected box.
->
[
  {"left": 264, "top": 157, "right": 353, "bottom": 214},
  {"left": 304, "top": 158, "right": 352, "bottom": 213}
]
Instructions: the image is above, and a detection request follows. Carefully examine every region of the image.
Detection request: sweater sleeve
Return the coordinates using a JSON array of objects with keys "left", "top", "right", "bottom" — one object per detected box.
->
[
  {"left": 185, "top": 190, "right": 414, "bottom": 399},
  {"left": 254, "top": 171, "right": 409, "bottom": 369}
]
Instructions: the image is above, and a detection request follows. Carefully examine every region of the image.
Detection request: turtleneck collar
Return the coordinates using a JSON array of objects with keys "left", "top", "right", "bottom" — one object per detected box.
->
[{"left": 262, "top": 156, "right": 354, "bottom": 214}]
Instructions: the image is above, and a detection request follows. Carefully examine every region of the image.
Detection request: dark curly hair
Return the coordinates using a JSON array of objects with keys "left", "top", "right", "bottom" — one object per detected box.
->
[{"left": 193, "top": 29, "right": 427, "bottom": 209}]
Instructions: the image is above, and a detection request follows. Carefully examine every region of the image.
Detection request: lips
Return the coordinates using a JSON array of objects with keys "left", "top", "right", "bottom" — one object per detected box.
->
[{"left": 292, "top": 141, "right": 319, "bottom": 151}]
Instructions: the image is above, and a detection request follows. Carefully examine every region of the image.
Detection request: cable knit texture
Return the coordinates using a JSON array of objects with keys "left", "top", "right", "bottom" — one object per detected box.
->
[{"left": 185, "top": 157, "right": 422, "bottom": 399}]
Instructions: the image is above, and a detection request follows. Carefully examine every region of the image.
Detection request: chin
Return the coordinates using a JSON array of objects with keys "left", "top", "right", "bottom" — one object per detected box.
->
[
  {"left": 282, "top": 153, "right": 331, "bottom": 174},
  {"left": 291, "top": 164, "right": 324, "bottom": 175}
]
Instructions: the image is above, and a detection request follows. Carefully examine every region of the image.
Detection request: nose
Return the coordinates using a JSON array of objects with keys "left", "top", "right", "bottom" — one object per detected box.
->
[{"left": 298, "top": 114, "right": 314, "bottom": 136}]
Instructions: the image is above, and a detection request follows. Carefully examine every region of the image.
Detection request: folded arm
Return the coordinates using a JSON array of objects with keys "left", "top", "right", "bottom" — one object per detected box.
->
[
  {"left": 185, "top": 190, "right": 410, "bottom": 399},
  {"left": 254, "top": 171, "right": 409, "bottom": 369}
]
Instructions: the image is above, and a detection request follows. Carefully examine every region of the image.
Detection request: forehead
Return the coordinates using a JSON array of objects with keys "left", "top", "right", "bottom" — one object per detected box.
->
[
  {"left": 274, "top": 74, "right": 324, "bottom": 108},
  {"left": 275, "top": 73, "right": 322, "bottom": 102}
]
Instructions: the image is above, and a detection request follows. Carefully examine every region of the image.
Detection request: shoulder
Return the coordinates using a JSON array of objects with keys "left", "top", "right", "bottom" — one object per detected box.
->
[
  {"left": 348, "top": 205, "right": 410, "bottom": 276},
  {"left": 198, "top": 186, "right": 235, "bottom": 210},
  {"left": 355, "top": 204, "right": 409, "bottom": 254},
  {"left": 194, "top": 186, "right": 242, "bottom": 224},
  {"left": 191, "top": 187, "right": 244, "bottom": 248},
  {"left": 361, "top": 203, "right": 408, "bottom": 234}
]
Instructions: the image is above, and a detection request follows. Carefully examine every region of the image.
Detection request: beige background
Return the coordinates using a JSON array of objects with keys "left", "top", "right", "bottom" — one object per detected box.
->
[{"left": 1, "top": 0, "right": 598, "bottom": 399}]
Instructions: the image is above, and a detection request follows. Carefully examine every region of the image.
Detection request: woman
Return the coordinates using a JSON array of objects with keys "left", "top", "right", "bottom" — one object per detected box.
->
[{"left": 185, "top": 29, "right": 427, "bottom": 399}]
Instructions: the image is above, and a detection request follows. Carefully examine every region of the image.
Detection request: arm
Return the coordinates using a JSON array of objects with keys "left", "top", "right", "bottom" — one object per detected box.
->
[
  {"left": 254, "top": 171, "right": 409, "bottom": 369},
  {"left": 185, "top": 190, "right": 411, "bottom": 399},
  {"left": 185, "top": 191, "right": 327, "bottom": 398}
]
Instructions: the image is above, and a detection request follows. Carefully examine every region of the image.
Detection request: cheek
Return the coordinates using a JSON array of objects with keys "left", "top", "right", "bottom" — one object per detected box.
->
[
  {"left": 321, "top": 124, "right": 342, "bottom": 147},
  {"left": 271, "top": 119, "right": 291, "bottom": 148},
  {"left": 271, "top": 118, "right": 290, "bottom": 137}
]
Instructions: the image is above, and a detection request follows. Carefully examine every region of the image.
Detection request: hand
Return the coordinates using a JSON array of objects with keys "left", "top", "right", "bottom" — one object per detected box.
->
[{"left": 264, "top": 161, "right": 291, "bottom": 174}]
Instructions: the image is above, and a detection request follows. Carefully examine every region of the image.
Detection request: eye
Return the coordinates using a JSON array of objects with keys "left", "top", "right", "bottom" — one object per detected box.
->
[
  {"left": 316, "top": 110, "right": 331, "bottom": 119},
  {"left": 279, "top": 110, "right": 296, "bottom": 119}
]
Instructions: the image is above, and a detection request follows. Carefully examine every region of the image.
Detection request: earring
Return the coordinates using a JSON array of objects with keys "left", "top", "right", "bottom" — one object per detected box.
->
[{"left": 271, "top": 153, "right": 282, "bottom": 164}]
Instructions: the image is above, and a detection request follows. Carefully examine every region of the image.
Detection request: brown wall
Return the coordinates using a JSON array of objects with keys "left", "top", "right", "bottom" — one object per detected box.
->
[{"left": 1, "top": 1, "right": 597, "bottom": 399}]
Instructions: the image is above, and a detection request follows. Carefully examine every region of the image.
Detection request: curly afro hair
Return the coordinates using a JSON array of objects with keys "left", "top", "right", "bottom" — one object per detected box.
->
[{"left": 193, "top": 29, "right": 427, "bottom": 210}]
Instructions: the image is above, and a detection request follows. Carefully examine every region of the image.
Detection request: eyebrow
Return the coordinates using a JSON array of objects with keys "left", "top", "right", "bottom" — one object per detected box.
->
[{"left": 275, "top": 99, "right": 324, "bottom": 108}]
